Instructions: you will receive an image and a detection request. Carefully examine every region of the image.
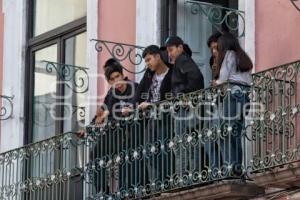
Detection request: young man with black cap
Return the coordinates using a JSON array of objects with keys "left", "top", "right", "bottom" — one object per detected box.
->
[
  {"left": 165, "top": 36, "right": 204, "bottom": 95},
  {"left": 165, "top": 36, "right": 204, "bottom": 180}
]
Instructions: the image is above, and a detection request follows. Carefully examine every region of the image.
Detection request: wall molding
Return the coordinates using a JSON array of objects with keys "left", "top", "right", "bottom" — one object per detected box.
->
[
  {"left": 1, "top": 0, "right": 27, "bottom": 152},
  {"left": 241, "top": 0, "right": 256, "bottom": 72},
  {"left": 85, "top": 0, "right": 98, "bottom": 125}
]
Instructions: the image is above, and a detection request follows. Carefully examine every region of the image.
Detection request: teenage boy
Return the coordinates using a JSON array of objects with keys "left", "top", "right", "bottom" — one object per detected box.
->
[
  {"left": 165, "top": 36, "right": 204, "bottom": 95},
  {"left": 165, "top": 36, "right": 205, "bottom": 181},
  {"left": 87, "top": 58, "right": 138, "bottom": 193},
  {"left": 133, "top": 45, "right": 173, "bottom": 185},
  {"left": 95, "top": 58, "right": 138, "bottom": 123},
  {"left": 134, "top": 45, "right": 172, "bottom": 106}
]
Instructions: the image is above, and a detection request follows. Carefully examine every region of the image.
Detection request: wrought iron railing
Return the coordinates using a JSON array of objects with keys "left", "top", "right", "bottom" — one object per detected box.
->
[
  {"left": 250, "top": 60, "right": 300, "bottom": 171},
  {"left": 0, "top": 56, "right": 299, "bottom": 200},
  {"left": 0, "top": 132, "right": 85, "bottom": 200},
  {"left": 185, "top": 0, "right": 245, "bottom": 38},
  {"left": 83, "top": 82, "right": 253, "bottom": 199},
  {"left": 0, "top": 95, "right": 14, "bottom": 120},
  {"left": 82, "top": 60, "right": 299, "bottom": 199}
]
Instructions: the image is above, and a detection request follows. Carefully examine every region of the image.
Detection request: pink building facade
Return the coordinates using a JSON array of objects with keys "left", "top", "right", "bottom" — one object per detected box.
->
[{"left": 0, "top": 0, "right": 299, "bottom": 199}]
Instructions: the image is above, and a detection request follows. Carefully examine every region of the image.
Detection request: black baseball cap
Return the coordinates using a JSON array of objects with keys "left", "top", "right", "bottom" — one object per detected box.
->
[{"left": 165, "top": 36, "right": 184, "bottom": 47}]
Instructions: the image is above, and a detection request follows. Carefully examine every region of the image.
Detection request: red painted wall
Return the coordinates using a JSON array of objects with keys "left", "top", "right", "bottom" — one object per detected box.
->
[
  {"left": 97, "top": 0, "right": 136, "bottom": 103},
  {"left": 255, "top": 0, "right": 300, "bottom": 71}
]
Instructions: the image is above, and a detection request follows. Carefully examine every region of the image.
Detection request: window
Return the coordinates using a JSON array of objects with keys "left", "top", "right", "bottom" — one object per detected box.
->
[
  {"left": 33, "top": 0, "right": 86, "bottom": 36},
  {"left": 23, "top": 2, "right": 87, "bottom": 199},
  {"left": 25, "top": 0, "right": 87, "bottom": 143},
  {"left": 161, "top": 0, "right": 240, "bottom": 88}
]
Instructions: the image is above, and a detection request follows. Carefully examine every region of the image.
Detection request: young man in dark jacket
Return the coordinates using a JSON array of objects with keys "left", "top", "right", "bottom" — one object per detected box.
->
[
  {"left": 165, "top": 36, "right": 204, "bottom": 180},
  {"left": 132, "top": 45, "right": 173, "bottom": 184},
  {"left": 91, "top": 58, "right": 138, "bottom": 123},
  {"left": 165, "top": 36, "right": 204, "bottom": 96},
  {"left": 87, "top": 58, "right": 138, "bottom": 193},
  {"left": 133, "top": 45, "right": 172, "bottom": 106}
]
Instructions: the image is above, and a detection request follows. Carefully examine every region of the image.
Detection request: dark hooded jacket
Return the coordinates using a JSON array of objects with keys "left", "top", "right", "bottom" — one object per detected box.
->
[
  {"left": 133, "top": 67, "right": 173, "bottom": 105},
  {"left": 172, "top": 53, "right": 204, "bottom": 95}
]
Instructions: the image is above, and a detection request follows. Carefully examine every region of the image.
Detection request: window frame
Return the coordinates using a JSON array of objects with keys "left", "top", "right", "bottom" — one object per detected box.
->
[
  {"left": 24, "top": 0, "right": 87, "bottom": 144},
  {"left": 160, "top": 0, "right": 239, "bottom": 44}
]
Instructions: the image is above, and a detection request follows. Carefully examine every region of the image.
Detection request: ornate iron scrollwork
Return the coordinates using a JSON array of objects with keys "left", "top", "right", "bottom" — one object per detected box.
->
[
  {"left": 251, "top": 60, "right": 300, "bottom": 171},
  {"left": 186, "top": 0, "right": 245, "bottom": 38},
  {"left": 0, "top": 132, "right": 84, "bottom": 199},
  {"left": 33, "top": 100, "right": 86, "bottom": 127},
  {"left": 290, "top": 0, "right": 300, "bottom": 12},
  {"left": 38, "top": 61, "right": 89, "bottom": 93},
  {"left": 72, "top": 105, "right": 86, "bottom": 120},
  {"left": 91, "top": 39, "right": 146, "bottom": 74},
  {"left": 0, "top": 95, "right": 14, "bottom": 120}
]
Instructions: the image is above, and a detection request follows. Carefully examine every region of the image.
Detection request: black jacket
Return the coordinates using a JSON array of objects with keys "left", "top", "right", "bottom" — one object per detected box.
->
[
  {"left": 172, "top": 53, "right": 204, "bottom": 95},
  {"left": 133, "top": 68, "right": 173, "bottom": 105},
  {"left": 91, "top": 78, "right": 138, "bottom": 123}
]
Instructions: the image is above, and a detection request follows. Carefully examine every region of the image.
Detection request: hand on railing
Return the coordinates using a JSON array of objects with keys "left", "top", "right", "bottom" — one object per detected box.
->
[
  {"left": 137, "top": 102, "right": 151, "bottom": 110},
  {"left": 77, "top": 108, "right": 109, "bottom": 138},
  {"left": 210, "top": 79, "right": 217, "bottom": 88},
  {"left": 121, "top": 106, "right": 134, "bottom": 116}
]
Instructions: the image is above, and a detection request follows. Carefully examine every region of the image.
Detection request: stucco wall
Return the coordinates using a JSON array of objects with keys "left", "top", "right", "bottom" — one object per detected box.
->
[
  {"left": 0, "top": 0, "right": 3, "bottom": 142},
  {"left": 255, "top": 0, "right": 300, "bottom": 71},
  {"left": 97, "top": 0, "right": 136, "bottom": 102}
]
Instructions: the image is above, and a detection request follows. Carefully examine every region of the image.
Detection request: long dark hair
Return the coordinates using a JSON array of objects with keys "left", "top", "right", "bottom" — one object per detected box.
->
[{"left": 217, "top": 33, "right": 253, "bottom": 74}]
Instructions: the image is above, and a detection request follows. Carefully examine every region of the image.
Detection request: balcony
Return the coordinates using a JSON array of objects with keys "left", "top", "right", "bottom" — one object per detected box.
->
[{"left": 0, "top": 57, "right": 299, "bottom": 199}]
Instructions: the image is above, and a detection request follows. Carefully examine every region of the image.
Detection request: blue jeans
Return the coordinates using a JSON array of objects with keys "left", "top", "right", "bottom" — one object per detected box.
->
[
  {"left": 206, "top": 84, "right": 250, "bottom": 178},
  {"left": 174, "top": 106, "right": 200, "bottom": 183},
  {"left": 145, "top": 113, "right": 172, "bottom": 186}
]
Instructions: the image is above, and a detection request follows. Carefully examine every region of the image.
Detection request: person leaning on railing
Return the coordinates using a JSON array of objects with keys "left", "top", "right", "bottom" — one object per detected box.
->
[
  {"left": 78, "top": 58, "right": 138, "bottom": 193},
  {"left": 209, "top": 32, "right": 253, "bottom": 178},
  {"left": 130, "top": 45, "right": 173, "bottom": 187},
  {"left": 165, "top": 36, "right": 205, "bottom": 181}
]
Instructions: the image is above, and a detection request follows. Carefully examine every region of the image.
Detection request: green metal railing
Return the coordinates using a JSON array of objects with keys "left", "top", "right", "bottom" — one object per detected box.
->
[
  {"left": 0, "top": 133, "right": 84, "bottom": 200},
  {"left": 83, "top": 61, "right": 300, "bottom": 199},
  {"left": 84, "top": 82, "right": 253, "bottom": 199},
  {"left": 185, "top": 0, "right": 245, "bottom": 38},
  {"left": 251, "top": 61, "right": 300, "bottom": 171}
]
